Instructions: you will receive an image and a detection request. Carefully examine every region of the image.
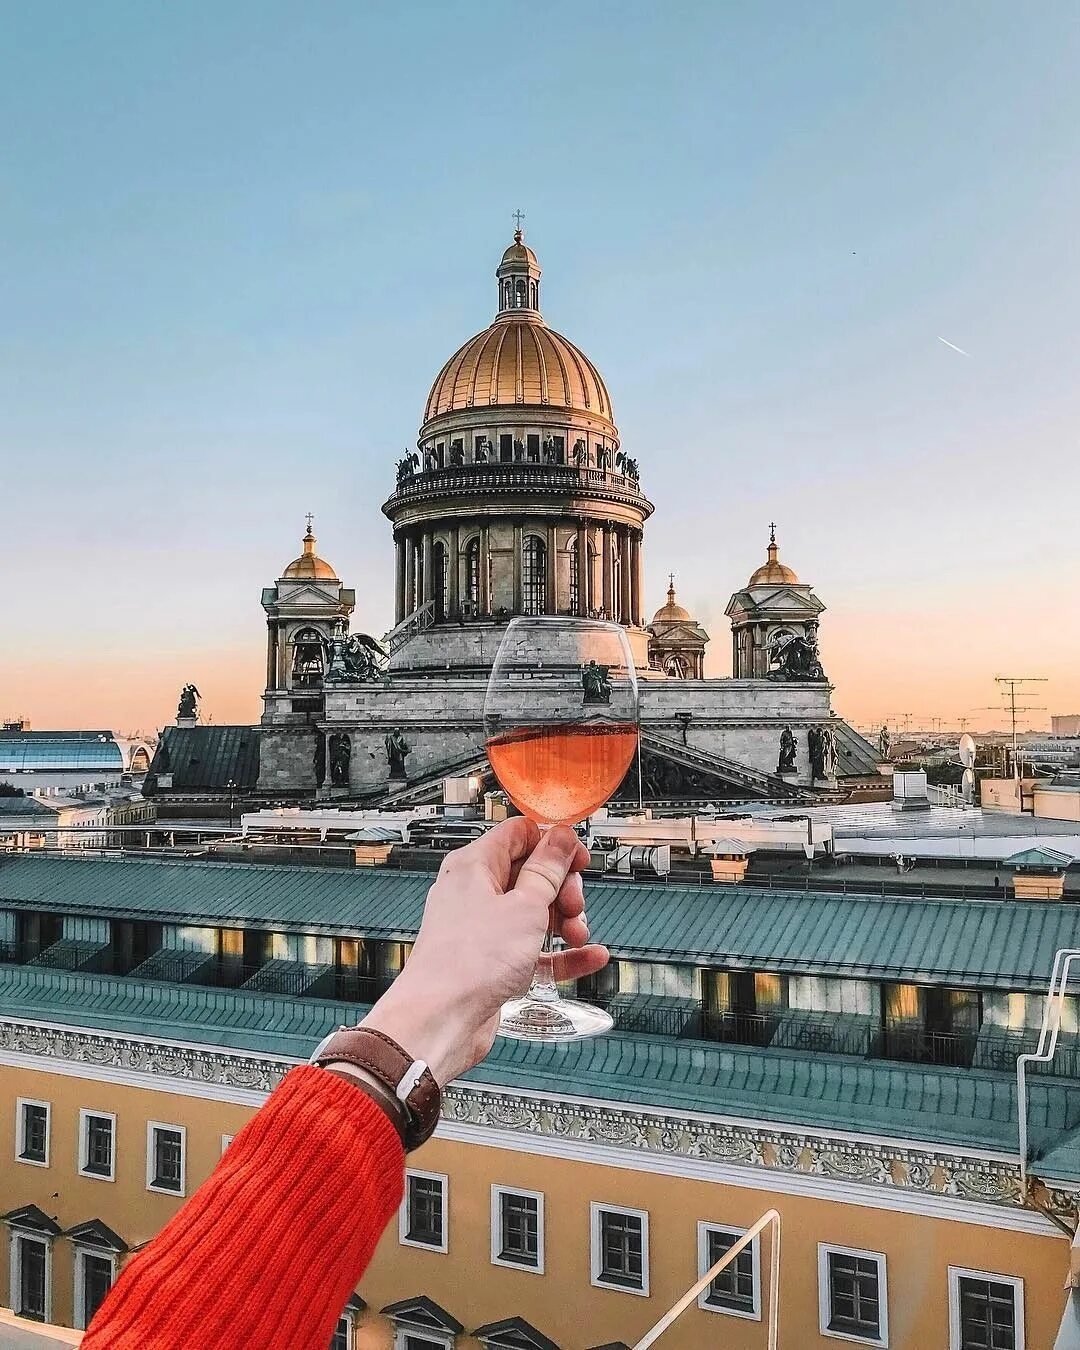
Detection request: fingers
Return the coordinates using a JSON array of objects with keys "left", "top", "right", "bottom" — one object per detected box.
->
[
  {"left": 438, "top": 817, "right": 540, "bottom": 890},
  {"left": 511, "top": 826, "right": 591, "bottom": 910},
  {"left": 551, "top": 944, "right": 610, "bottom": 982}
]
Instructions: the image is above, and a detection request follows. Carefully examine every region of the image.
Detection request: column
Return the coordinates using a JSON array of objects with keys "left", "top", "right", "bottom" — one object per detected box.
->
[
  {"left": 575, "top": 520, "right": 588, "bottom": 617},
  {"left": 395, "top": 536, "right": 406, "bottom": 623},
  {"left": 619, "top": 526, "right": 632, "bottom": 627},
  {"left": 276, "top": 627, "right": 288, "bottom": 688},
  {"left": 545, "top": 521, "right": 557, "bottom": 614},
  {"left": 601, "top": 523, "right": 613, "bottom": 619},
  {"left": 448, "top": 524, "right": 460, "bottom": 619},
  {"left": 630, "top": 530, "right": 643, "bottom": 626},
  {"left": 421, "top": 531, "right": 434, "bottom": 605},
  {"left": 513, "top": 521, "right": 523, "bottom": 612},
  {"left": 404, "top": 531, "right": 416, "bottom": 617},
  {"left": 265, "top": 621, "right": 277, "bottom": 689},
  {"left": 479, "top": 524, "right": 491, "bottom": 614}
]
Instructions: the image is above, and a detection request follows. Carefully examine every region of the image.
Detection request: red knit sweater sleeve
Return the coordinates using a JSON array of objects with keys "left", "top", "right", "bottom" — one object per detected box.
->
[{"left": 82, "top": 1065, "right": 405, "bottom": 1350}]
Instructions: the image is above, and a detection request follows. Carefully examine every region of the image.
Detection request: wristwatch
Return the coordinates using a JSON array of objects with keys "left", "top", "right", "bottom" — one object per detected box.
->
[{"left": 310, "top": 1026, "right": 441, "bottom": 1152}]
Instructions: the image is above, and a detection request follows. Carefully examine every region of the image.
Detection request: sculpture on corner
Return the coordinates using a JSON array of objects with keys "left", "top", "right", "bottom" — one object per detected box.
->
[
  {"left": 385, "top": 727, "right": 411, "bottom": 780},
  {"left": 582, "top": 661, "right": 613, "bottom": 705},
  {"left": 777, "top": 726, "right": 798, "bottom": 774},
  {"left": 878, "top": 725, "right": 891, "bottom": 761},
  {"left": 396, "top": 451, "right": 419, "bottom": 485},
  {"left": 328, "top": 733, "right": 351, "bottom": 788},
  {"left": 767, "top": 625, "right": 826, "bottom": 682},
  {"left": 326, "top": 626, "right": 387, "bottom": 683},
  {"left": 176, "top": 684, "right": 200, "bottom": 721}
]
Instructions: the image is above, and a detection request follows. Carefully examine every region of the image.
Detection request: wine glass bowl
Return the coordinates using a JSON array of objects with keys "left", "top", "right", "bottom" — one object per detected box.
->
[{"left": 483, "top": 617, "right": 640, "bottom": 1041}]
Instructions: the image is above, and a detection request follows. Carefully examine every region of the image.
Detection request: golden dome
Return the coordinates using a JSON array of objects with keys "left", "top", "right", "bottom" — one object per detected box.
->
[
  {"left": 652, "top": 575, "right": 691, "bottom": 624},
  {"left": 282, "top": 521, "right": 338, "bottom": 581},
  {"left": 748, "top": 528, "right": 799, "bottom": 586},
  {"left": 424, "top": 319, "right": 613, "bottom": 424}
]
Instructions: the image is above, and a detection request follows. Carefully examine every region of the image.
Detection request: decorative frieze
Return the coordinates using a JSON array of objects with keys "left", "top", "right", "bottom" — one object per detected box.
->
[{"left": 1, "top": 1017, "right": 1074, "bottom": 1225}]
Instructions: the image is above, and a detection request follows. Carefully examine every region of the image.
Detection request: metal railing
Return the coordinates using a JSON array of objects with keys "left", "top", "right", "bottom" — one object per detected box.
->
[
  {"left": 382, "top": 599, "right": 437, "bottom": 656},
  {"left": 1018, "top": 948, "right": 1080, "bottom": 1189},
  {"left": 875, "top": 1024, "right": 979, "bottom": 1069},
  {"left": 631, "top": 1208, "right": 780, "bottom": 1349}
]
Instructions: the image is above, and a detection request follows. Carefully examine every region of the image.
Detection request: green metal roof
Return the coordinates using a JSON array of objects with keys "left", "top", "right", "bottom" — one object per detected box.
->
[
  {"left": 1005, "top": 847, "right": 1074, "bottom": 869},
  {"left": 0, "top": 965, "right": 1076, "bottom": 1166},
  {"left": 3, "top": 853, "right": 1080, "bottom": 990},
  {"left": 146, "top": 726, "right": 261, "bottom": 792}
]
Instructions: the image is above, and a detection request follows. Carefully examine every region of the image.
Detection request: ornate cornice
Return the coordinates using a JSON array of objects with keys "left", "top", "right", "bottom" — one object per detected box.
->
[{"left": 1, "top": 1017, "right": 1074, "bottom": 1230}]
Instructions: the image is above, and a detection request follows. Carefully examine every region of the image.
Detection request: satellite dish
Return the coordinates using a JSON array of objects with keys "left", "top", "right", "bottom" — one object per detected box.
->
[
  {"left": 962, "top": 767, "right": 976, "bottom": 803},
  {"left": 959, "top": 734, "right": 976, "bottom": 768}
]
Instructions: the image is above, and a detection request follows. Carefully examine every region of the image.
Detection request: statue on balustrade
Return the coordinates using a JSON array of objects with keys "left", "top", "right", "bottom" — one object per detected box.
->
[
  {"left": 808, "top": 725, "right": 838, "bottom": 781},
  {"left": 328, "top": 733, "right": 352, "bottom": 787},
  {"left": 396, "top": 451, "right": 419, "bottom": 485},
  {"left": 474, "top": 437, "right": 491, "bottom": 463},
  {"left": 422, "top": 446, "right": 437, "bottom": 471},
  {"left": 542, "top": 436, "right": 558, "bottom": 464},
  {"left": 449, "top": 440, "right": 464, "bottom": 466},
  {"left": 176, "top": 684, "right": 200, "bottom": 721},
  {"left": 615, "top": 450, "right": 639, "bottom": 482},
  {"left": 777, "top": 726, "right": 798, "bottom": 774},
  {"left": 385, "top": 727, "right": 411, "bottom": 780},
  {"left": 513, "top": 438, "right": 525, "bottom": 461},
  {"left": 878, "top": 725, "right": 891, "bottom": 761},
  {"left": 325, "top": 626, "right": 387, "bottom": 683},
  {"left": 573, "top": 438, "right": 588, "bottom": 467},
  {"left": 596, "top": 445, "right": 609, "bottom": 470}
]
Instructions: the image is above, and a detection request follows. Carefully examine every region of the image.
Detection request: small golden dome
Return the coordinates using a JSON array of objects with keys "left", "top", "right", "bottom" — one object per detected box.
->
[
  {"left": 748, "top": 527, "right": 799, "bottom": 586},
  {"left": 282, "top": 520, "right": 338, "bottom": 581},
  {"left": 652, "top": 575, "right": 692, "bottom": 624},
  {"left": 500, "top": 229, "right": 538, "bottom": 269},
  {"left": 423, "top": 319, "right": 614, "bottom": 424}
]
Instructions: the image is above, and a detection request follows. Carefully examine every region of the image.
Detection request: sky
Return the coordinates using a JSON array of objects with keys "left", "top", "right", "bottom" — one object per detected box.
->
[{"left": 1, "top": 1, "right": 1078, "bottom": 737}]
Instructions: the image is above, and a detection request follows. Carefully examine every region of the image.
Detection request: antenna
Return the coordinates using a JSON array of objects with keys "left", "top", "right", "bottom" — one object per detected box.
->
[{"left": 976, "top": 677, "right": 1048, "bottom": 778}]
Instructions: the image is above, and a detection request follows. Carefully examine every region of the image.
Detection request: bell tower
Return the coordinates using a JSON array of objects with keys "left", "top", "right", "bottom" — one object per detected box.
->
[{"left": 725, "top": 526, "right": 825, "bottom": 679}]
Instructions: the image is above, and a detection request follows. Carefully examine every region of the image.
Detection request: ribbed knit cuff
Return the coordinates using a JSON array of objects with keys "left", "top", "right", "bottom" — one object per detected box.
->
[{"left": 83, "top": 1065, "right": 405, "bottom": 1350}]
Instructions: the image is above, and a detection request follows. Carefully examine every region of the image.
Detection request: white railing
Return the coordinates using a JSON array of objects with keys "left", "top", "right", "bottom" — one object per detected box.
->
[
  {"left": 1017, "top": 948, "right": 1080, "bottom": 1190},
  {"left": 631, "top": 1208, "right": 780, "bottom": 1349}
]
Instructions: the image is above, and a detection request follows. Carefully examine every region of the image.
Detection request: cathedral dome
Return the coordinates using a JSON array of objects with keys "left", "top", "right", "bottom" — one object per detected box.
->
[
  {"left": 651, "top": 576, "right": 691, "bottom": 625},
  {"left": 423, "top": 320, "right": 613, "bottom": 423},
  {"left": 421, "top": 228, "right": 615, "bottom": 428},
  {"left": 748, "top": 528, "right": 799, "bottom": 586},
  {"left": 282, "top": 522, "right": 338, "bottom": 581}
]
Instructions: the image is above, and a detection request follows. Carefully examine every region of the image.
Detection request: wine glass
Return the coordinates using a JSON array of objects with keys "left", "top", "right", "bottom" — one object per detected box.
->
[{"left": 484, "top": 616, "right": 639, "bottom": 1041}]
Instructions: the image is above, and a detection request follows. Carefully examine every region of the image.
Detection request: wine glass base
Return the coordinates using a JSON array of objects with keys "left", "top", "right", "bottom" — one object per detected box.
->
[{"left": 498, "top": 994, "right": 614, "bottom": 1043}]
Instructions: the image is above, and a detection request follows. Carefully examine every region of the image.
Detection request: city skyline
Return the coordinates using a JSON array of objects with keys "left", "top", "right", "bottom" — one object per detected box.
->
[{"left": 2, "top": 2, "right": 1078, "bottom": 733}]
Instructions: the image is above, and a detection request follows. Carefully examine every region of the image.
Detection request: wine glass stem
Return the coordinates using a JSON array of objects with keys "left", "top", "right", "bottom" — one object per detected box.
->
[{"left": 529, "top": 911, "right": 560, "bottom": 1004}]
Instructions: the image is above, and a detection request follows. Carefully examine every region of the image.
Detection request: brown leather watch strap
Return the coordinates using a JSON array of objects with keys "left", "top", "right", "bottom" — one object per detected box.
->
[
  {"left": 322, "top": 1067, "right": 409, "bottom": 1150},
  {"left": 312, "top": 1026, "right": 441, "bottom": 1152}
]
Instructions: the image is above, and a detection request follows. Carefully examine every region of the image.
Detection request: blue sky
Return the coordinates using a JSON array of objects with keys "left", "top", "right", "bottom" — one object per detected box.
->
[{"left": 2, "top": 2, "right": 1078, "bottom": 731}]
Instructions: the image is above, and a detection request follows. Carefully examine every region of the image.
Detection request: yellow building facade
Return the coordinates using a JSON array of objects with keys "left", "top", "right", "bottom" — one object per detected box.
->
[{"left": 1, "top": 1030, "right": 1071, "bottom": 1349}]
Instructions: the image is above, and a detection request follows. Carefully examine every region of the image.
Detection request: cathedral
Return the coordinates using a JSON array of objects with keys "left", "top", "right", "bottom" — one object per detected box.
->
[{"left": 252, "top": 230, "right": 877, "bottom": 807}]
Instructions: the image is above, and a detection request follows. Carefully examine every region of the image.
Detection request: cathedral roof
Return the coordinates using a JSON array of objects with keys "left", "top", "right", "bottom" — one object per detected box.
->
[
  {"left": 748, "top": 527, "right": 799, "bottom": 586},
  {"left": 282, "top": 522, "right": 338, "bottom": 581},
  {"left": 422, "top": 230, "right": 614, "bottom": 427},
  {"left": 651, "top": 576, "right": 692, "bottom": 625}
]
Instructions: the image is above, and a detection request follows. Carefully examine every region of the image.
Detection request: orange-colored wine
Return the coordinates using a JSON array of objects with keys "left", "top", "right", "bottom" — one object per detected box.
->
[{"left": 486, "top": 721, "right": 638, "bottom": 825}]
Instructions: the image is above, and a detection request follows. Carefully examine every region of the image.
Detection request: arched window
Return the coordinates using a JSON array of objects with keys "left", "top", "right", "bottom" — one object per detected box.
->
[
  {"left": 465, "top": 537, "right": 481, "bottom": 612},
  {"left": 568, "top": 546, "right": 580, "bottom": 615},
  {"left": 432, "top": 542, "right": 447, "bottom": 621},
  {"left": 522, "top": 535, "right": 546, "bottom": 615},
  {"left": 291, "top": 627, "right": 325, "bottom": 688},
  {"left": 514, "top": 278, "right": 527, "bottom": 308}
]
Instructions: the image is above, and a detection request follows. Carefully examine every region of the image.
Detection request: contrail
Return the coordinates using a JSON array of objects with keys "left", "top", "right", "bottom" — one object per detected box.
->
[{"left": 937, "top": 336, "right": 971, "bottom": 357}]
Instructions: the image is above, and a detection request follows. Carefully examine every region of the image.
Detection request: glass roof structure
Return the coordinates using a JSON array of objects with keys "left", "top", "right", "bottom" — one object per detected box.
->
[{"left": 0, "top": 732, "right": 125, "bottom": 773}]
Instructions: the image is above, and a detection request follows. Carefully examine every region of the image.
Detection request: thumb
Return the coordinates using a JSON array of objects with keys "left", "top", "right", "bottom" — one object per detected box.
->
[{"left": 511, "top": 826, "right": 589, "bottom": 910}]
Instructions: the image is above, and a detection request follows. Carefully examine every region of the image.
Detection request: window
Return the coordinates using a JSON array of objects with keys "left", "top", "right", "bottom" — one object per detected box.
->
[
  {"left": 11, "top": 1233, "right": 50, "bottom": 1321},
  {"left": 16, "top": 1098, "right": 50, "bottom": 1166},
  {"left": 329, "top": 1314, "right": 353, "bottom": 1350},
  {"left": 949, "top": 1267, "right": 1023, "bottom": 1350},
  {"left": 221, "top": 1133, "right": 235, "bottom": 1156},
  {"left": 818, "top": 1245, "right": 888, "bottom": 1346},
  {"left": 698, "top": 1223, "right": 759, "bottom": 1320},
  {"left": 465, "top": 537, "right": 481, "bottom": 609},
  {"left": 590, "top": 1203, "right": 649, "bottom": 1296},
  {"left": 400, "top": 1170, "right": 447, "bottom": 1252},
  {"left": 78, "top": 1110, "right": 115, "bottom": 1181},
  {"left": 491, "top": 1186, "right": 544, "bottom": 1273},
  {"left": 146, "top": 1122, "right": 186, "bottom": 1195},
  {"left": 568, "top": 546, "right": 580, "bottom": 614},
  {"left": 74, "top": 1250, "right": 115, "bottom": 1330},
  {"left": 397, "top": 1336, "right": 449, "bottom": 1350},
  {"left": 521, "top": 535, "right": 546, "bottom": 614}
]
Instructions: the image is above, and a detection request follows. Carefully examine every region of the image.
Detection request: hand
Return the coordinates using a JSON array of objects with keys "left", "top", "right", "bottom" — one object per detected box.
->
[{"left": 360, "top": 818, "right": 608, "bottom": 1085}]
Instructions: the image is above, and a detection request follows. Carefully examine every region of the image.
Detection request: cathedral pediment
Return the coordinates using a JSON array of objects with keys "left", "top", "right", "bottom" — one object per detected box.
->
[{"left": 275, "top": 583, "right": 344, "bottom": 609}]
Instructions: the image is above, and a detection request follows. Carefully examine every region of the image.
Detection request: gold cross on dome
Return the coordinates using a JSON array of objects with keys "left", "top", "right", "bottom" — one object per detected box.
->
[
  {"left": 305, "top": 512, "right": 314, "bottom": 533},
  {"left": 769, "top": 521, "right": 777, "bottom": 543},
  {"left": 512, "top": 209, "right": 525, "bottom": 234}
]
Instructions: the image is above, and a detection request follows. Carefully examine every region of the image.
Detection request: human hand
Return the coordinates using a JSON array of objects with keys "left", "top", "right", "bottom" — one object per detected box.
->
[{"left": 360, "top": 818, "right": 608, "bottom": 1085}]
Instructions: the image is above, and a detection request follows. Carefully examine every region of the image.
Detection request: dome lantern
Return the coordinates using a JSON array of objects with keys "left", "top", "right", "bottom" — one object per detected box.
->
[
  {"left": 495, "top": 221, "right": 542, "bottom": 318},
  {"left": 282, "top": 516, "right": 339, "bottom": 582},
  {"left": 748, "top": 523, "right": 799, "bottom": 586}
]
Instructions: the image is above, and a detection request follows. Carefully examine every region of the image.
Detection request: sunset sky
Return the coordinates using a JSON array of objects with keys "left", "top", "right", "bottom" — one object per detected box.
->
[{"left": 2, "top": 2, "right": 1078, "bottom": 737}]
